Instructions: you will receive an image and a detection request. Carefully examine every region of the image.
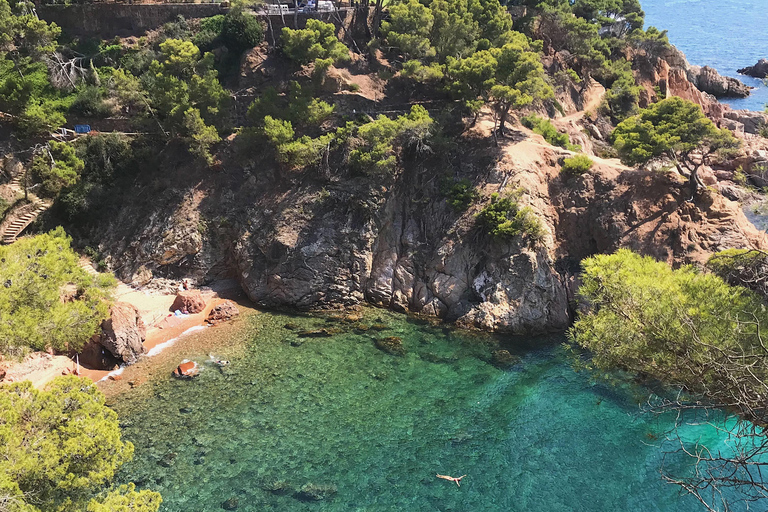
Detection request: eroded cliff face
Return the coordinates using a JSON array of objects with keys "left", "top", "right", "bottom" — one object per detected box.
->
[
  {"left": 229, "top": 132, "right": 572, "bottom": 333},
  {"left": 72, "top": 105, "right": 767, "bottom": 336},
  {"left": 56, "top": 47, "right": 768, "bottom": 335}
]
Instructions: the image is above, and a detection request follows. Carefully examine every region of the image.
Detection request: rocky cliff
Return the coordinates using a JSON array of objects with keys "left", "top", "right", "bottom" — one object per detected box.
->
[
  {"left": 48, "top": 44, "right": 768, "bottom": 336},
  {"left": 65, "top": 114, "right": 767, "bottom": 336}
]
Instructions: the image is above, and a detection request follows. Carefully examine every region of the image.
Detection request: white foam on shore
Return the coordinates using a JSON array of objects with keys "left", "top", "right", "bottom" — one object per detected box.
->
[
  {"left": 99, "top": 365, "right": 125, "bottom": 382},
  {"left": 146, "top": 325, "right": 208, "bottom": 357}
]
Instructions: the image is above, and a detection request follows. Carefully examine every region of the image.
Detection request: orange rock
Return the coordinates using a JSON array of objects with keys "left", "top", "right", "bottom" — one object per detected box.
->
[
  {"left": 108, "top": 374, "right": 122, "bottom": 381},
  {"left": 173, "top": 360, "right": 199, "bottom": 379}
]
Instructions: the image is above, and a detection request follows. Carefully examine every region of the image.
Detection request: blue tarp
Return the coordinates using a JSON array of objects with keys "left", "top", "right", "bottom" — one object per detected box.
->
[{"left": 74, "top": 124, "right": 91, "bottom": 134}]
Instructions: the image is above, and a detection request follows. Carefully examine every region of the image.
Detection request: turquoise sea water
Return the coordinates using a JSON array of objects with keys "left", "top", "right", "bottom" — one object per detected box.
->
[
  {"left": 643, "top": 0, "right": 768, "bottom": 111},
  {"left": 111, "top": 310, "right": 747, "bottom": 511}
]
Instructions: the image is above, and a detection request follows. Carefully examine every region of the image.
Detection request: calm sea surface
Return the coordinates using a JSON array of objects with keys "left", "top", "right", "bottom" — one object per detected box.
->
[
  {"left": 643, "top": 0, "right": 768, "bottom": 111},
  {"left": 112, "top": 309, "right": 751, "bottom": 511}
]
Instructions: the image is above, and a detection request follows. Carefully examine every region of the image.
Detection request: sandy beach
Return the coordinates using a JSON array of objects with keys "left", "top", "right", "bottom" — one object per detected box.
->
[{"left": 0, "top": 278, "right": 250, "bottom": 391}]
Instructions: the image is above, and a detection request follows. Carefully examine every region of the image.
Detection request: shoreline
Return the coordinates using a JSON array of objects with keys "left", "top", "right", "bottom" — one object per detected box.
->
[{"left": 0, "top": 279, "right": 252, "bottom": 391}]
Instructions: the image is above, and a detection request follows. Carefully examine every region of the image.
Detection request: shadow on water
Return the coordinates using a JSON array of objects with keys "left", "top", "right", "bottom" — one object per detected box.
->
[{"left": 113, "top": 308, "right": 732, "bottom": 512}]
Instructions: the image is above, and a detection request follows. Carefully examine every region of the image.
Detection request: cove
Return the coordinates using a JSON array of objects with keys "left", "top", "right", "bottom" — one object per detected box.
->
[{"left": 112, "top": 309, "right": 725, "bottom": 511}]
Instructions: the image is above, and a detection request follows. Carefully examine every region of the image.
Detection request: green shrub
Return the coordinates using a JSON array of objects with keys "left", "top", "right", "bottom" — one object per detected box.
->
[
  {"left": 443, "top": 178, "right": 479, "bottom": 210},
  {"left": 570, "top": 249, "right": 768, "bottom": 402},
  {"left": 248, "top": 82, "right": 334, "bottom": 129},
  {"left": 401, "top": 60, "right": 444, "bottom": 82},
  {"left": 561, "top": 154, "right": 594, "bottom": 176},
  {"left": 31, "top": 140, "right": 84, "bottom": 197},
  {"left": 521, "top": 114, "right": 569, "bottom": 148},
  {"left": 281, "top": 19, "right": 349, "bottom": 66},
  {"left": 0, "top": 228, "right": 116, "bottom": 357},
  {"left": 349, "top": 105, "right": 433, "bottom": 174},
  {"left": 222, "top": 9, "right": 263, "bottom": 54},
  {"left": 0, "top": 376, "right": 161, "bottom": 511},
  {"left": 263, "top": 115, "right": 295, "bottom": 145},
  {"left": 70, "top": 86, "right": 112, "bottom": 118},
  {"left": 477, "top": 192, "right": 545, "bottom": 242}
]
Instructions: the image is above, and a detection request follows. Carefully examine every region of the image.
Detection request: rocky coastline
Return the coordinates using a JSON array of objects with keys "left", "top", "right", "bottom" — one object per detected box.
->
[
  {"left": 58, "top": 40, "right": 768, "bottom": 339},
  {"left": 739, "top": 58, "right": 768, "bottom": 79}
]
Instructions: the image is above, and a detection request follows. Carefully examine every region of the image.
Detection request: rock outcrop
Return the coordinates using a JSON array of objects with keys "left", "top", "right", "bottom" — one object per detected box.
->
[
  {"left": 688, "top": 65, "right": 751, "bottom": 98},
  {"left": 206, "top": 300, "right": 239, "bottom": 325},
  {"left": 63, "top": 41, "right": 768, "bottom": 336},
  {"left": 100, "top": 302, "right": 146, "bottom": 364},
  {"left": 171, "top": 290, "right": 206, "bottom": 314},
  {"left": 173, "top": 360, "right": 199, "bottom": 378},
  {"left": 738, "top": 58, "right": 768, "bottom": 79}
]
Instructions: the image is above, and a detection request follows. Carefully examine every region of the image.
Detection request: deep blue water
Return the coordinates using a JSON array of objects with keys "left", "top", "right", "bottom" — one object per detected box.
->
[
  {"left": 643, "top": 0, "right": 768, "bottom": 111},
  {"left": 111, "top": 310, "right": 754, "bottom": 511}
]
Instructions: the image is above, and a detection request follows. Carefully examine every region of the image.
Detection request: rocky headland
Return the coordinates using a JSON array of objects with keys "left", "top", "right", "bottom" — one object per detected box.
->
[
  {"left": 56, "top": 41, "right": 768, "bottom": 336},
  {"left": 739, "top": 58, "right": 768, "bottom": 79}
]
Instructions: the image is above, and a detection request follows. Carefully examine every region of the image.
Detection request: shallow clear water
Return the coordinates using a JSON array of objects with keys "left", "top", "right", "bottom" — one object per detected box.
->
[
  {"left": 113, "top": 310, "right": 731, "bottom": 511},
  {"left": 643, "top": 0, "right": 768, "bottom": 112}
]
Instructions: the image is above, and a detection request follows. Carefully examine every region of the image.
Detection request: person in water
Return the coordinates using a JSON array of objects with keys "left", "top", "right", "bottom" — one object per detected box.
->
[
  {"left": 436, "top": 474, "right": 466, "bottom": 486},
  {"left": 208, "top": 354, "right": 229, "bottom": 366}
]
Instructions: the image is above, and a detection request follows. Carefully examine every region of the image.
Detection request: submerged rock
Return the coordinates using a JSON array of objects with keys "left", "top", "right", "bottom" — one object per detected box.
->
[
  {"left": 738, "top": 58, "right": 768, "bottom": 79},
  {"left": 221, "top": 497, "right": 239, "bottom": 510},
  {"left": 297, "top": 328, "right": 340, "bottom": 338},
  {"left": 375, "top": 336, "right": 405, "bottom": 356},
  {"left": 262, "top": 480, "right": 291, "bottom": 495},
  {"left": 491, "top": 349, "right": 519, "bottom": 370},
  {"left": 295, "top": 483, "right": 337, "bottom": 501}
]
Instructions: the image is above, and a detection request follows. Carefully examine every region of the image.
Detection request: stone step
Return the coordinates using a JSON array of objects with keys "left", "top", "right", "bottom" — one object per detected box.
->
[{"left": 1, "top": 200, "right": 51, "bottom": 243}]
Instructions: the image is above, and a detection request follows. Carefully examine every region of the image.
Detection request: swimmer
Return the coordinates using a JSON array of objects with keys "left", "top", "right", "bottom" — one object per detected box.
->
[
  {"left": 208, "top": 354, "right": 230, "bottom": 367},
  {"left": 436, "top": 474, "right": 466, "bottom": 487}
]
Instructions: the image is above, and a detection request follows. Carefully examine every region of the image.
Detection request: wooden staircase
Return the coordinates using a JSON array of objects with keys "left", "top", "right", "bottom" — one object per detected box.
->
[
  {"left": 78, "top": 258, "right": 100, "bottom": 277},
  {"left": 7, "top": 170, "right": 25, "bottom": 191},
  {"left": 1, "top": 200, "right": 50, "bottom": 244}
]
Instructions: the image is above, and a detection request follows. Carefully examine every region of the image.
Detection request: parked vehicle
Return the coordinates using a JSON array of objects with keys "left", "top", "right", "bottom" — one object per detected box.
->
[
  {"left": 317, "top": 0, "right": 334, "bottom": 11},
  {"left": 264, "top": 3, "right": 289, "bottom": 14}
]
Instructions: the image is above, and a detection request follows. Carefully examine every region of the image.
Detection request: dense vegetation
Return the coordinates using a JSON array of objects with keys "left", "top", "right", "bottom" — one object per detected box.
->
[
  {"left": 0, "top": 376, "right": 161, "bottom": 512},
  {"left": 570, "top": 249, "right": 768, "bottom": 391},
  {"left": 0, "top": 228, "right": 115, "bottom": 358},
  {"left": 570, "top": 250, "right": 768, "bottom": 508},
  {"left": 612, "top": 96, "right": 739, "bottom": 194},
  {"left": 477, "top": 191, "right": 545, "bottom": 242},
  {"left": 0, "top": 0, "right": 762, "bottom": 508}
]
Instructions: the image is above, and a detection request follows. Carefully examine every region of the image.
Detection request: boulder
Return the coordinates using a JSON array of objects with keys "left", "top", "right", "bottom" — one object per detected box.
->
[
  {"left": 173, "top": 360, "right": 199, "bottom": 379},
  {"left": 100, "top": 302, "right": 146, "bottom": 365},
  {"left": 719, "top": 117, "right": 745, "bottom": 137},
  {"left": 171, "top": 290, "right": 206, "bottom": 314},
  {"left": 0, "top": 367, "right": 6, "bottom": 381},
  {"left": 738, "top": 58, "right": 768, "bottom": 79},
  {"left": 689, "top": 65, "right": 751, "bottom": 98},
  {"left": 206, "top": 300, "right": 240, "bottom": 325},
  {"left": 724, "top": 110, "right": 768, "bottom": 135}
]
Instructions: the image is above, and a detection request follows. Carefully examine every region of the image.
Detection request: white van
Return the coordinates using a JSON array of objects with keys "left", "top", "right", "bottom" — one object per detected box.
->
[
  {"left": 317, "top": 0, "right": 334, "bottom": 11},
  {"left": 265, "top": 3, "right": 289, "bottom": 14}
]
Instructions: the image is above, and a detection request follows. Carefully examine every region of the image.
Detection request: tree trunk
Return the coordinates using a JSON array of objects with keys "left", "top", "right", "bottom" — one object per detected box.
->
[
  {"left": 498, "top": 105, "right": 509, "bottom": 136},
  {"left": 674, "top": 159, "right": 705, "bottom": 200},
  {"left": 373, "top": 0, "right": 383, "bottom": 37}
]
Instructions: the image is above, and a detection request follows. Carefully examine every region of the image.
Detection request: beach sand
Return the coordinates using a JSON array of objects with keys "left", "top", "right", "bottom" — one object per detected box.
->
[{"left": 1, "top": 279, "right": 252, "bottom": 391}]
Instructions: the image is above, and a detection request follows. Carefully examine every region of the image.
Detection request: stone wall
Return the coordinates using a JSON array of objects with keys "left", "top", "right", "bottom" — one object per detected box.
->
[{"left": 36, "top": 3, "right": 226, "bottom": 38}]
